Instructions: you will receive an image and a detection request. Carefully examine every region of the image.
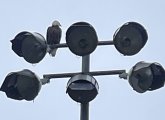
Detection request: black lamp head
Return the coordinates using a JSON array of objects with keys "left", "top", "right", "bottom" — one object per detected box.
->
[
  {"left": 66, "top": 74, "right": 99, "bottom": 103},
  {"left": 113, "top": 22, "right": 148, "bottom": 56},
  {"left": 11, "top": 31, "right": 47, "bottom": 64},
  {"left": 66, "top": 22, "right": 98, "bottom": 56},
  {"left": 128, "top": 61, "right": 165, "bottom": 93},
  {"left": 0, "top": 69, "right": 41, "bottom": 101}
]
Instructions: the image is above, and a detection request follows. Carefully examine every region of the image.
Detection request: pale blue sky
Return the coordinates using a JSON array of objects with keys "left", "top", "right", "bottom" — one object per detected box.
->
[{"left": 0, "top": 0, "right": 165, "bottom": 120}]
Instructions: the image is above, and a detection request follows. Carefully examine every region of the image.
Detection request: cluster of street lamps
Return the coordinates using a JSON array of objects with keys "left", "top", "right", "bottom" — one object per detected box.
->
[{"left": 1, "top": 21, "right": 165, "bottom": 120}]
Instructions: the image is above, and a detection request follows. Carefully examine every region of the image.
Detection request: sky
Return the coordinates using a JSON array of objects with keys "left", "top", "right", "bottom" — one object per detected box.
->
[{"left": 0, "top": 0, "right": 165, "bottom": 120}]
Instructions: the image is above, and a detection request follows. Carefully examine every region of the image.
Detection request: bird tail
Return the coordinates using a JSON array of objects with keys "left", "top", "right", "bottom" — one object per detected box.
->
[
  {"left": 46, "top": 45, "right": 57, "bottom": 57},
  {"left": 49, "top": 48, "right": 57, "bottom": 57}
]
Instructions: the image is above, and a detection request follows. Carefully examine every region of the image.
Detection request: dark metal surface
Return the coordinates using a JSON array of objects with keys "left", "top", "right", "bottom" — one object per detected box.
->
[
  {"left": 49, "top": 40, "right": 114, "bottom": 49},
  {"left": 98, "top": 40, "right": 114, "bottom": 45},
  {"left": 21, "top": 32, "right": 47, "bottom": 64},
  {"left": 81, "top": 103, "right": 89, "bottom": 120},
  {"left": 82, "top": 55, "right": 90, "bottom": 73},
  {"left": 81, "top": 55, "right": 90, "bottom": 120},
  {"left": 43, "top": 70, "right": 126, "bottom": 79},
  {"left": 66, "top": 74, "right": 99, "bottom": 103},
  {"left": 0, "top": 69, "right": 41, "bottom": 101},
  {"left": 113, "top": 22, "right": 148, "bottom": 56},
  {"left": 66, "top": 22, "right": 98, "bottom": 56},
  {"left": 128, "top": 61, "right": 165, "bottom": 93}
]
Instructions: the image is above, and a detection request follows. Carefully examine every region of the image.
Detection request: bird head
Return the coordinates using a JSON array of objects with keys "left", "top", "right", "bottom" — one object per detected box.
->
[{"left": 52, "top": 20, "right": 61, "bottom": 27}]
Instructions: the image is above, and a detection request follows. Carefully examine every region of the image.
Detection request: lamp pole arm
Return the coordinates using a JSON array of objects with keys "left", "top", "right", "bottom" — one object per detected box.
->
[
  {"left": 43, "top": 70, "right": 126, "bottom": 79},
  {"left": 49, "top": 40, "right": 114, "bottom": 49}
]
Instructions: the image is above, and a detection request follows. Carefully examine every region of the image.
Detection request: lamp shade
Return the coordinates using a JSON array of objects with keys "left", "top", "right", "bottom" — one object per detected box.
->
[
  {"left": 66, "top": 22, "right": 98, "bottom": 56},
  {"left": 66, "top": 74, "right": 99, "bottom": 103},
  {"left": 113, "top": 22, "right": 148, "bottom": 56},
  {"left": 128, "top": 62, "right": 165, "bottom": 93},
  {"left": 0, "top": 69, "right": 41, "bottom": 101},
  {"left": 11, "top": 31, "right": 47, "bottom": 64}
]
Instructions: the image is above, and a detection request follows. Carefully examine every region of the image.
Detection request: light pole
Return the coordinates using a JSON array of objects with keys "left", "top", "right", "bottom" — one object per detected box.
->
[
  {"left": 81, "top": 55, "right": 90, "bottom": 120},
  {"left": 1, "top": 21, "right": 165, "bottom": 120}
]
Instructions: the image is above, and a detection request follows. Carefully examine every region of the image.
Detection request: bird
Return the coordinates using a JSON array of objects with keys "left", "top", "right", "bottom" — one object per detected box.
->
[{"left": 46, "top": 20, "right": 62, "bottom": 57}]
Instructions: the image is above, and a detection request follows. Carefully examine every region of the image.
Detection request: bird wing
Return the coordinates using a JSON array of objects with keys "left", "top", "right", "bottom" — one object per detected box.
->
[{"left": 46, "top": 26, "right": 62, "bottom": 45}]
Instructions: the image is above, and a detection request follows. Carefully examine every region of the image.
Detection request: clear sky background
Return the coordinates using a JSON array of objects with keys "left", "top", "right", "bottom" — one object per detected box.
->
[{"left": 0, "top": 0, "right": 165, "bottom": 120}]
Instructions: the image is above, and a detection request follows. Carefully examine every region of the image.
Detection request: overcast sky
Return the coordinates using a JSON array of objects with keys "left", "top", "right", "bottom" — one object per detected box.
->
[{"left": 0, "top": 0, "right": 165, "bottom": 120}]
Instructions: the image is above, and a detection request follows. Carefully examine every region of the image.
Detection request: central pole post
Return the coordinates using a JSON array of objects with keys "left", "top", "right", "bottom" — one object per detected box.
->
[
  {"left": 82, "top": 55, "right": 90, "bottom": 73},
  {"left": 81, "top": 55, "right": 90, "bottom": 120},
  {"left": 80, "top": 102, "right": 89, "bottom": 120}
]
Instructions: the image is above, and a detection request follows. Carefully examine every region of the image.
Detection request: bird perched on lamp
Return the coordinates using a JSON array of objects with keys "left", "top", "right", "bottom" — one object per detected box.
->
[{"left": 46, "top": 20, "right": 62, "bottom": 56}]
